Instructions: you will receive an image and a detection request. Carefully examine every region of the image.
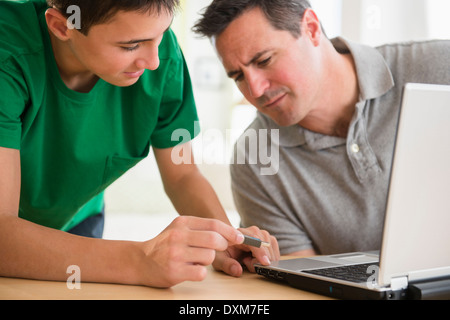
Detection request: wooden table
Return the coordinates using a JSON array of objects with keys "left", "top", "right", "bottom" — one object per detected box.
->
[{"left": 0, "top": 266, "right": 330, "bottom": 300}]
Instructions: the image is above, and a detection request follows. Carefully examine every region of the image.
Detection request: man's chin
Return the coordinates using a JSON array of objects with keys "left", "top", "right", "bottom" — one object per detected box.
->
[{"left": 265, "top": 111, "right": 300, "bottom": 127}]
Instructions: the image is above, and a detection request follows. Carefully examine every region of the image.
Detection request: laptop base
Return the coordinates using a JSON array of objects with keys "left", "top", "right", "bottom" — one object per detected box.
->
[
  {"left": 256, "top": 265, "right": 450, "bottom": 300},
  {"left": 255, "top": 265, "right": 406, "bottom": 300}
]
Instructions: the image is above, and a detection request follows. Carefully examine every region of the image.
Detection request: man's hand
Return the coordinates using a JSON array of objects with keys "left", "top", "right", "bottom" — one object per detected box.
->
[{"left": 212, "top": 226, "right": 280, "bottom": 277}]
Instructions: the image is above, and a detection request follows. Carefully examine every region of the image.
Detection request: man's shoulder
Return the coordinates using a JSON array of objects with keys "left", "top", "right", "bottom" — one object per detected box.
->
[
  {"left": 377, "top": 39, "right": 450, "bottom": 55},
  {"left": 376, "top": 39, "right": 450, "bottom": 84},
  {"left": 233, "top": 113, "right": 271, "bottom": 147}
]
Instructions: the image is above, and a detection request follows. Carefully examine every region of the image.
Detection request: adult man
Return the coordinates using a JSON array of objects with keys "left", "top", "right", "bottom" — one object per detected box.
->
[
  {"left": 0, "top": 0, "right": 278, "bottom": 288},
  {"left": 194, "top": 0, "right": 450, "bottom": 256}
]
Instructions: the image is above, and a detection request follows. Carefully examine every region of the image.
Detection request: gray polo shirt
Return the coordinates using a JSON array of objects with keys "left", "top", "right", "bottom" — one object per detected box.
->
[{"left": 231, "top": 37, "right": 450, "bottom": 255}]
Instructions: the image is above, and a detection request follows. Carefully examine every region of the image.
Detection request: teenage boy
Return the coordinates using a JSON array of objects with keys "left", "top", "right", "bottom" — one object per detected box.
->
[{"left": 0, "top": 0, "right": 279, "bottom": 288}]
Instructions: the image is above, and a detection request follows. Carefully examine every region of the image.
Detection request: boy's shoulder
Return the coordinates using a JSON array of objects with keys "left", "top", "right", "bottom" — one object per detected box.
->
[
  {"left": 0, "top": 0, "right": 47, "bottom": 61},
  {"left": 158, "top": 28, "right": 183, "bottom": 61}
]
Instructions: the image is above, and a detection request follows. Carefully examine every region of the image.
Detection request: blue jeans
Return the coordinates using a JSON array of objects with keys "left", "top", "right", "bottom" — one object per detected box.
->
[{"left": 67, "top": 209, "right": 105, "bottom": 238}]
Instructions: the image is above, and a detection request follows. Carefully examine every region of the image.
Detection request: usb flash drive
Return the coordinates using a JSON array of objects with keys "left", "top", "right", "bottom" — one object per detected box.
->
[{"left": 243, "top": 235, "right": 270, "bottom": 248}]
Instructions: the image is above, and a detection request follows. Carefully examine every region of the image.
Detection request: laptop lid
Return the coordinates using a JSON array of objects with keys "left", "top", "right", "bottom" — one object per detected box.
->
[{"left": 378, "top": 83, "right": 450, "bottom": 287}]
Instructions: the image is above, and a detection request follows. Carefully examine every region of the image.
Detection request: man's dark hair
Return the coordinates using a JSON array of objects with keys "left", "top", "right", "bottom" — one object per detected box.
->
[
  {"left": 46, "top": 0, "right": 180, "bottom": 35},
  {"left": 192, "top": 0, "right": 312, "bottom": 39}
]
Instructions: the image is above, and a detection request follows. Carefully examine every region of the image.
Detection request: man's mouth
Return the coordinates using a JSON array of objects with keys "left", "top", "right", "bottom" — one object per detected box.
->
[{"left": 263, "top": 93, "right": 287, "bottom": 108}]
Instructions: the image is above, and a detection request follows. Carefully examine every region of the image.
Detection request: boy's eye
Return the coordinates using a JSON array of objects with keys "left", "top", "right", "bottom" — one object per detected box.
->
[{"left": 121, "top": 45, "right": 140, "bottom": 52}]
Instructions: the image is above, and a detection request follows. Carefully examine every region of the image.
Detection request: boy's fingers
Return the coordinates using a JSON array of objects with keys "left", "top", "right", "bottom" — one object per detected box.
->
[{"left": 175, "top": 216, "right": 244, "bottom": 246}]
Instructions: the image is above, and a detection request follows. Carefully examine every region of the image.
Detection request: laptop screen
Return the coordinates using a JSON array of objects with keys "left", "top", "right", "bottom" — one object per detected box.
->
[{"left": 379, "top": 83, "right": 450, "bottom": 286}]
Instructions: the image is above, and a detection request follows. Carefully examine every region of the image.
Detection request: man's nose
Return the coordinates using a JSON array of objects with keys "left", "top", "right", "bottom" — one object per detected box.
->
[{"left": 246, "top": 70, "right": 269, "bottom": 99}]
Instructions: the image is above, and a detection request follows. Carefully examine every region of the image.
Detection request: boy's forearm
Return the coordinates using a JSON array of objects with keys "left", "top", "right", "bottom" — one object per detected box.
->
[
  {"left": 0, "top": 215, "right": 144, "bottom": 285},
  {"left": 164, "top": 169, "right": 231, "bottom": 225}
]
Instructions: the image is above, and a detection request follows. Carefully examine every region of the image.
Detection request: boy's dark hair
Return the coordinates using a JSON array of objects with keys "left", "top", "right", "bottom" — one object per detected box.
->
[
  {"left": 192, "top": 0, "right": 312, "bottom": 39},
  {"left": 46, "top": 0, "right": 180, "bottom": 35}
]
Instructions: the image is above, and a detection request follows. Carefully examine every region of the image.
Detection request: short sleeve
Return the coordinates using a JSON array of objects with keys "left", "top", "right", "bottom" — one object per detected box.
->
[
  {"left": 150, "top": 50, "right": 199, "bottom": 149},
  {"left": 0, "top": 65, "right": 29, "bottom": 150}
]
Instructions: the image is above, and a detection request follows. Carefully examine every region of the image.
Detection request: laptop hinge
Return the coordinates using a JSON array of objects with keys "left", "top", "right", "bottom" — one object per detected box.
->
[{"left": 390, "top": 276, "right": 408, "bottom": 291}]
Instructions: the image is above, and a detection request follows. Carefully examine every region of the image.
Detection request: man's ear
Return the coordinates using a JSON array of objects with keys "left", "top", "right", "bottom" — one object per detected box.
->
[
  {"left": 301, "top": 8, "right": 322, "bottom": 46},
  {"left": 45, "top": 8, "right": 71, "bottom": 41}
]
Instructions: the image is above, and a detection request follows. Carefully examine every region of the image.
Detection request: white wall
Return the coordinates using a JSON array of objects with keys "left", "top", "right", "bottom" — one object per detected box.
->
[
  {"left": 340, "top": 0, "right": 450, "bottom": 46},
  {"left": 425, "top": 0, "right": 450, "bottom": 40}
]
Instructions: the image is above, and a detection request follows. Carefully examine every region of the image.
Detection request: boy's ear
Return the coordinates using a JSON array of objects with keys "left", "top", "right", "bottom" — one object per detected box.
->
[{"left": 45, "top": 8, "right": 71, "bottom": 41}]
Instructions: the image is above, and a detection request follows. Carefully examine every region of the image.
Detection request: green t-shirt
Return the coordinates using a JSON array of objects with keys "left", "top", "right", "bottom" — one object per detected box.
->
[{"left": 0, "top": 0, "right": 199, "bottom": 230}]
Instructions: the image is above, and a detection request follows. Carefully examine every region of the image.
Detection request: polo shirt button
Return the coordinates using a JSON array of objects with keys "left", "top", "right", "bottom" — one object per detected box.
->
[{"left": 351, "top": 143, "right": 360, "bottom": 153}]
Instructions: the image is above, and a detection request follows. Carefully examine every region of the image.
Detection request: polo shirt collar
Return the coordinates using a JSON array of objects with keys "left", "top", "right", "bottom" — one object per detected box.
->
[
  {"left": 266, "top": 36, "right": 395, "bottom": 148},
  {"left": 332, "top": 37, "right": 395, "bottom": 101}
]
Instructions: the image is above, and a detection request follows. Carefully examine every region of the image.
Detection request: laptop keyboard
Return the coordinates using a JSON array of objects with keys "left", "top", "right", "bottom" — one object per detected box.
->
[{"left": 303, "top": 263, "right": 380, "bottom": 284}]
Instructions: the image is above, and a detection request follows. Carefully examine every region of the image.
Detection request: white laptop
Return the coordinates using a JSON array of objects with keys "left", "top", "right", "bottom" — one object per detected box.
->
[{"left": 255, "top": 83, "right": 450, "bottom": 300}]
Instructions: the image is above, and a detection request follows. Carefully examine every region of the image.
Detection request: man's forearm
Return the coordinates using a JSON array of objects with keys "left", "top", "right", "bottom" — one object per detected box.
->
[{"left": 0, "top": 215, "right": 145, "bottom": 285}]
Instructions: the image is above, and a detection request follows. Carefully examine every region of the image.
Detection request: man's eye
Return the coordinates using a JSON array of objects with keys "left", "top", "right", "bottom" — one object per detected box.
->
[
  {"left": 258, "top": 57, "right": 271, "bottom": 66},
  {"left": 234, "top": 74, "right": 244, "bottom": 82}
]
